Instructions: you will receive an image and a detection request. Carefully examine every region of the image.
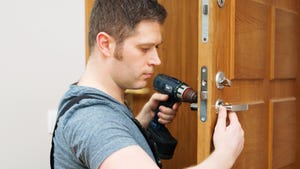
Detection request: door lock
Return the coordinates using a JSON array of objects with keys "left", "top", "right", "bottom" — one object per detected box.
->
[
  {"left": 215, "top": 99, "right": 248, "bottom": 112},
  {"left": 217, "top": 0, "right": 225, "bottom": 8},
  {"left": 215, "top": 71, "right": 232, "bottom": 89}
]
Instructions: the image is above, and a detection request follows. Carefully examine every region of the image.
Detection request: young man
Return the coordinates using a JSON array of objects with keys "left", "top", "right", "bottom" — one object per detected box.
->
[{"left": 52, "top": 0, "right": 244, "bottom": 169}]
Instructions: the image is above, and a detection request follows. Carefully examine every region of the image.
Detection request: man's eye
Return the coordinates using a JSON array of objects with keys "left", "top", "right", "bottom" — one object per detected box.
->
[{"left": 141, "top": 48, "right": 150, "bottom": 52}]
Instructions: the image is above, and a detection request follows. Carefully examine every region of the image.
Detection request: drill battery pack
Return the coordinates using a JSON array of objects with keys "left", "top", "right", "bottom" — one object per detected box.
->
[{"left": 147, "top": 124, "right": 177, "bottom": 159}]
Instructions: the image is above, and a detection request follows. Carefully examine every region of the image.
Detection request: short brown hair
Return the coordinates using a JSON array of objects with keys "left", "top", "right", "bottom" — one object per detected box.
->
[{"left": 88, "top": 0, "right": 167, "bottom": 52}]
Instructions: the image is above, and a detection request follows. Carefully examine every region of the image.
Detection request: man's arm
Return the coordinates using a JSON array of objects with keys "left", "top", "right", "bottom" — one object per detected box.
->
[
  {"left": 99, "top": 145, "right": 160, "bottom": 169},
  {"left": 98, "top": 106, "right": 244, "bottom": 169},
  {"left": 98, "top": 96, "right": 243, "bottom": 169}
]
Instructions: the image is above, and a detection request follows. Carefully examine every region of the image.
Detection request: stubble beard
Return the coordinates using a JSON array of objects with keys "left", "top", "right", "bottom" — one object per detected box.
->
[
  {"left": 112, "top": 42, "right": 147, "bottom": 90},
  {"left": 113, "top": 43, "right": 124, "bottom": 60}
]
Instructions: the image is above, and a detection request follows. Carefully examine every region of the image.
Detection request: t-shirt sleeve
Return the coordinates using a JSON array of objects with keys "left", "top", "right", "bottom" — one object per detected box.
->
[{"left": 63, "top": 105, "right": 137, "bottom": 169}]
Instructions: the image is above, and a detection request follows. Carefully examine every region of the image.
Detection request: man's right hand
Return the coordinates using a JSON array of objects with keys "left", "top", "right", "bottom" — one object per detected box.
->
[
  {"left": 213, "top": 106, "right": 245, "bottom": 168},
  {"left": 187, "top": 106, "right": 244, "bottom": 169}
]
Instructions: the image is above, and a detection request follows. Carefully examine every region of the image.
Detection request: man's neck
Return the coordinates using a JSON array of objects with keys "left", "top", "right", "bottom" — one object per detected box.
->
[{"left": 77, "top": 59, "right": 125, "bottom": 104}]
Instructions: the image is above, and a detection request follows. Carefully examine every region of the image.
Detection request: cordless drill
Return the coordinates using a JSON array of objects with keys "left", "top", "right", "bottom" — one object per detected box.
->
[{"left": 147, "top": 74, "right": 197, "bottom": 159}]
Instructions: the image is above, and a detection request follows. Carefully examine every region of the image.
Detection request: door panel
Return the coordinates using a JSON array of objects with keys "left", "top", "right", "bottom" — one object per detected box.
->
[
  {"left": 275, "top": 0, "right": 299, "bottom": 12},
  {"left": 274, "top": 9, "right": 298, "bottom": 79},
  {"left": 272, "top": 99, "right": 296, "bottom": 168},
  {"left": 233, "top": 103, "right": 268, "bottom": 168},
  {"left": 199, "top": 0, "right": 299, "bottom": 169},
  {"left": 234, "top": 0, "right": 268, "bottom": 79}
]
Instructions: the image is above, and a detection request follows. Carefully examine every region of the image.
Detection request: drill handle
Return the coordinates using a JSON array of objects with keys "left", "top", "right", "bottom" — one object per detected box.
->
[
  {"left": 147, "top": 97, "right": 178, "bottom": 160},
  {"left": 151, "top": 98, "right": 177, "bottom": 129}
]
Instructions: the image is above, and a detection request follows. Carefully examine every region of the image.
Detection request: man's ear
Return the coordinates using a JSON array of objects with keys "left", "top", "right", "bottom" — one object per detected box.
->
[{"left": 96, "top": 32, "right": 115, "bottom": 57}]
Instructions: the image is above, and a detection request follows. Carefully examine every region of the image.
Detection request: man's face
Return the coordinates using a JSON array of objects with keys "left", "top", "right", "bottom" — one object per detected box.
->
[{"left": 110, "top": 20, "right": 162, "bottom": 90}]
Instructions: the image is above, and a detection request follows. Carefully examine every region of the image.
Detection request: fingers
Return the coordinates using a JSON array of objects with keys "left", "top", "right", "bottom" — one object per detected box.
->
[
  {"left": 157, "top": 105, "right": 177, "bottom": 124},
  {"left": 149, "top": 93, "right": 181, "bottom": 125},
  {"left": 227, "top": 111, "right": 240, "bottom": 126},
  {"left": 150, "top": 93, "right": 169, "bottom": 103},
  {"left": 148, "top": 93, "right": 169, "bottom": 111},
  {"left": 215, "top": 107, "right": 242, "bottom": 132},
  {"left": 172, "top": 102, "right": 181, "bottom": 111},
  {"left": 215, "top": 106, "right": 227, "bottom": 130},
  {"left": 213, "top": 107, "right": 245, "bottom": 164},
  {"left": 138, "top": 93, "right": 178, "bottom": 128},
  {"left": 227, "top": 112, "right": 244, "bottom": 139}
]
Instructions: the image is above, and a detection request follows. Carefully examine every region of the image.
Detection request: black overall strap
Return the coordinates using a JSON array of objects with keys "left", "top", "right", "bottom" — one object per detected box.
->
[{"left": 50, "top": 94, "right": 96, "bottom": 169}]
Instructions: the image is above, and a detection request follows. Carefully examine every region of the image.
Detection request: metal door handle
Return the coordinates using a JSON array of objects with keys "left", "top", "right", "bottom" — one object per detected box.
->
[{"left": 215, "top": 99, "right": 248, "bottom": 112}]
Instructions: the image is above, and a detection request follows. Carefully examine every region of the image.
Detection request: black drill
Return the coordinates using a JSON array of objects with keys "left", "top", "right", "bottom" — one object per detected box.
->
[{"left": 147, "top": 74, "right": 197, "bottom": 159}]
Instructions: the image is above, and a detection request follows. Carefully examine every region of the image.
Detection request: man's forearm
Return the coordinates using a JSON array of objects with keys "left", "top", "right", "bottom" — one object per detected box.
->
[{"left": 185, "top": 151, "right": 235, "bottom": 169}]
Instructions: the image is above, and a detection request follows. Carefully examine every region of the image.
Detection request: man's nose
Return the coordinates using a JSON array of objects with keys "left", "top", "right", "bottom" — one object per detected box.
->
[{"left": 148, "top": 48, "right": 161, "bottom": 66}]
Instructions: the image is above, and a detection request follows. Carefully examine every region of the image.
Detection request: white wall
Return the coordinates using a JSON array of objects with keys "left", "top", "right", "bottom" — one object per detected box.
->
[{"left": 0, "top": 1, "right": 85, "bottom": 168}]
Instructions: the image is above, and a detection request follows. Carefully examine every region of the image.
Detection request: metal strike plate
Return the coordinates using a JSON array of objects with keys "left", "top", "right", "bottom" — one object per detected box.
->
[
  {"left": 202, "top": 0, "right": 209, "bottom": 43},
  {"left": 200, "top": 66, "right": 208, "bottom": 122}
]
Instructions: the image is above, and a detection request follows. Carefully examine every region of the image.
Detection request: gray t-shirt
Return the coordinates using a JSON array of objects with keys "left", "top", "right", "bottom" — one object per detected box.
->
[{"left": 53, "top": 85, "right": 155, "bottom": 169}]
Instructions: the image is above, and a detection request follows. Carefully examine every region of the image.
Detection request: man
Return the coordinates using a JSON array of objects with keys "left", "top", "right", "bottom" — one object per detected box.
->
[{"left": 52, "top": 0, "right": 244, "bottom": 169}]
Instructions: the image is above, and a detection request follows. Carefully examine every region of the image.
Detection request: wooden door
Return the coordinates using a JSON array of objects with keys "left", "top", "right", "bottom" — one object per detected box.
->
[
  {"left": 128, "top": 1, "right": 200, "bottom": 168},
  {"left": 85, "top": 1, "right": 199, "bottom": 168},
  {"left": 85, "top": 0, "right": 300, "bottom": 169},
  {"left": 153, "top": 1, "right": 199, "bottom": 168},
  {"left": 198, "top": 0, "right": 300, "bottom": 169}
]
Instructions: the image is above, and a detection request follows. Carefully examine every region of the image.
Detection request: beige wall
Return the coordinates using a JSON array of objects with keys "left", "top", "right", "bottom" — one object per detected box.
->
[{"left": 0, "top": 1, "right": 85, "bottom": 168}]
